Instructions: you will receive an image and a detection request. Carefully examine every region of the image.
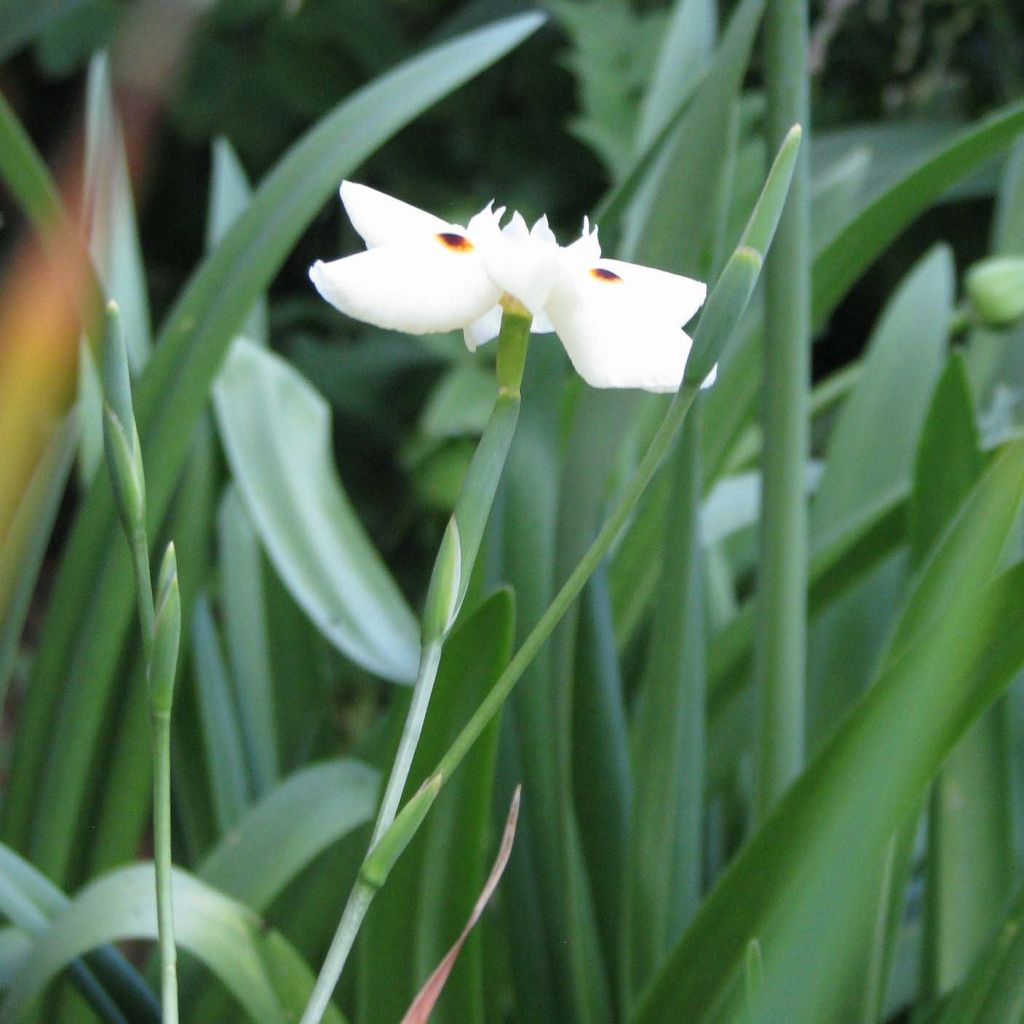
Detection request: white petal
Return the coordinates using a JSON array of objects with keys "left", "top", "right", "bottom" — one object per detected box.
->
[
  {"left": 597, "top": 258, "right": 706, "bottom": 327},
  {"left": 532, "top": 310, "right": 555, "bottom": 334},
  {"left": 340, "top": 181, "right": 448, "bottom": 248},
  {"left": 544, "top": 258, "right": 700, "bottom": 392},
  {"left": 463, "top": 306, "right": 503, "bottom": 351},
  {"left": 468, "top": 207, "right": 560, "bottom": 316},
  {"left": 563, "top": 217, "right": 601, "bottom": 268},
  {"left": 310, "top": 232, "right": 501, "bottom": 335}
]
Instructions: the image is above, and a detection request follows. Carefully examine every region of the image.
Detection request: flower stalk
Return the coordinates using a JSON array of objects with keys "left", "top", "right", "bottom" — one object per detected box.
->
[
  {"left": 101, "top": 302, "right": 180, "bottom": 1024},
  {"left": 299, "top": 308, "right": 530, "bottom": 1024},
  {"left": 301, "top": 129, "right": 799, "bottom": 1022},
  {"left": 348, "top": 123, "right": 799, "bottom": 989}
]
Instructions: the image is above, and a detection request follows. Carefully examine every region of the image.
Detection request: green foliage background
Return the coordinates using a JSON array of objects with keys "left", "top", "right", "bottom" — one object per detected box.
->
[{"left": 3, "top": 2, "right": 1024, "bottom": 1023}]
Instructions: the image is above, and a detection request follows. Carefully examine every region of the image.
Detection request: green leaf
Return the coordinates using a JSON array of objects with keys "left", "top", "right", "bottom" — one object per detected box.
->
[
  {"left": 931, "top": 885, "right": 1024, "bottom": 1024},
  {"left": 635, "top": 0, "right": 716, "bottom": 153},
  {"left": 623, "top": 402, "right": 704, "bottom": 1005},
  {"left": 806, "top": 245, "right": 952, "bottom": 738},
  {"left": 199, "top": 760, "right": 378, "bottom": 913},
  {"left": 914, "top": 358, "right": 1014, "bottom": 999},
  {"left": 636, "top": 441, "right": 1024, "bottom": 1024},
  {"left": 0, "top": 843, "right": 158, "bottom": 1023},
  {"left": 0, "top": 866, "right": 345, "bottom": 1024},
  {"left": 551, "top": 388, "right": 643, "bottom": 1024},
  {"left": 573, "top": 566, "right": 631, "bottom": 992},
  {"left": 0, "top": 420, "right": 76, "bottom": 709},
  {"left": 892, "top": 442, "right": 1024, "bottom": 657},
  {"left": 487, "top": 344, "right": 565, "bottom": 1024},
  {"left": 635, "top": 559, "right": 1024, "bottom": 1024},
  {"left": 862, "top": 354, "right": 986, "bottom": 1023},
  {"left": 83, "top": 53, "right": 152, "bottom": 370},
  {"left": 419, "top": 365, "right": 496, "bottom": 440},
  {"left": 812, "top": 244, "right": 953, "bottom": 542},
  {"left": 0, "top": 90, "right": 65, "bottom": 233},
  {"left": 206, "top": 138, "right": 267, "bottom": 345},
  {"left": 191, "top": 593, "right": 251, "bottom": 833},
  {"left": 708, "top": 484, "right": 908, "bottom": 731},
  {"left": 813, "top": 100, "right": 1024, "bottom": 325},
  {"left": 3, "top": 10, "right": 544, "bottom": 881},
  {"left": 909, "top": 354, "right": 983, "bottom": 566},
  {"left": 621, "top": 0, "right": 765, "bottom": 275},
  {"left": 217, "top": 486, "right": 280, "bottom": 798},
  {"left": 556, "top": 0, "right": 668, "bottom": 177},
  {"left": 685, "top": 249, "right": 762, "bottom": 385},
  {"left": 810, "top": 146, "right": 870, "bottom": 252},
  {"left": 213, "top": 339, "right": 420, "bottom": 683}
]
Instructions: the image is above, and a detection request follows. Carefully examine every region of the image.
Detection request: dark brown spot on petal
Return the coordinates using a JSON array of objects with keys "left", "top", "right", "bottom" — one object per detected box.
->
[
  {"left": 591, "top": 267, "right": 622, "bottom": 282},
  {"left": 437, "top": 232, "right": 474, "bottom": 252}
]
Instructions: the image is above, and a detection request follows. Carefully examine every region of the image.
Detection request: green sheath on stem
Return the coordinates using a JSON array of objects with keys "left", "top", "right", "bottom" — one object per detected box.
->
[{"left": 756, "top": 0, "right": 810, "bottom": 819}]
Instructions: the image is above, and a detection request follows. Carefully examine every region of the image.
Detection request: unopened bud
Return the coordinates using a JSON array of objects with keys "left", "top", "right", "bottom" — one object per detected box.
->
[
  {"left": 966, "top": 257, "right": 1024, "bottom": 329},
  {"left": 103, "top": 403, "right": 146, "bottom": 537},
  {"left": 150, "top": 543, "right": 181, "bottom": 715},
  {"left": 422, "top": 518, "right": 462, "bottom": 642},
  {"left": 102, "top": 302, "right": 135, "bottom": 442}
]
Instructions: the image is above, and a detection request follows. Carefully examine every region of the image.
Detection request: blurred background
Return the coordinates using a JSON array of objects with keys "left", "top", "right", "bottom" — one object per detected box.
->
[
  {"left": 4, "top": 3, "right": 1024, "bottom": 1022},
  {"left": 4, "top": 0, "right": 1024, "bottom": 614}
]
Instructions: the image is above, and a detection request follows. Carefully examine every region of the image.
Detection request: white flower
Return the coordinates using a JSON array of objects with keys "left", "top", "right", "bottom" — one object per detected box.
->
[{"left": 309, "top": 182, "right": 711, "bottom": 393}]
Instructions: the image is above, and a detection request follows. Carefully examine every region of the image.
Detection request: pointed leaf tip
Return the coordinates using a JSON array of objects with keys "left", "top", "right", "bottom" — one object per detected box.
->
[
  {"left": 399, "top": 785, "right": 522, "bottom": 1024},
  {"left": 739, "top": 125, "right": 803, "bottom": 257}
]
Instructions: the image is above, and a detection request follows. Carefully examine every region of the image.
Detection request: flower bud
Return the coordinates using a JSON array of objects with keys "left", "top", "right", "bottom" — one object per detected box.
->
[
  {"left": 150, "top": 543, "right": 181, "bottom": 715},
  {"left": 103, "top": 403, "right": 146, "bottom": 538},
  {"left": 102, "top": 301, "right": 135, "bottom": 444},
  {"left": 422, "top": 517, "right": 462, "bottom": 642},
  {"left": 101, "top": 302, "right": 146, "bottom": 536},
  {"left": 966, "top": 256, "right": 1024, "bottom": 329}
]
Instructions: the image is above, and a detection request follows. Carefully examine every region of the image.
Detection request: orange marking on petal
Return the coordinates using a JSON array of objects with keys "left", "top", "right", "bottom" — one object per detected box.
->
[
  {"left": 591, "top": 267, "right": 622, "bottom": 282},
  {"left": 437, "top": 232, "right": 474, "bottom": 252}
]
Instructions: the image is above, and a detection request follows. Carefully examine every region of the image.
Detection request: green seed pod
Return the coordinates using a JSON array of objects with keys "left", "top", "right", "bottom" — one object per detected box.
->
[{"left": 966, "top": 256, "right": 1024, "bottom": 328}]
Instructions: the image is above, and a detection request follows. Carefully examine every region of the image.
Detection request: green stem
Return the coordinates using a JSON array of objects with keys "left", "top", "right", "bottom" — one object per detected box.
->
[
  {"left": 128, "top": 530, "right": 178, "bottom": 1023},
  {"left": 301, "top": 382, "right": 698, "bottom": 1024},
  {"left": 129, "top": 531, "right": 178, "bottom": 1024},
  {"left": 756, "top": 0, "right": 810, "bottom": 819},
  {"left": 299, "top": 310, "right": 530, "bottom": 1024},
  {"left": 379, "top": 382, "right": 700, "bottom": 893},
  {"left": 373, "top": 642, "right": 443, "bottom": 845},
  {"left": 151, "top": 712, "right": 178, "bottom": 1024}
]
